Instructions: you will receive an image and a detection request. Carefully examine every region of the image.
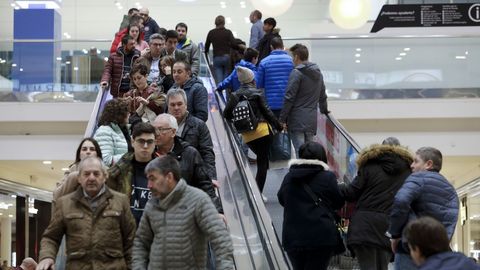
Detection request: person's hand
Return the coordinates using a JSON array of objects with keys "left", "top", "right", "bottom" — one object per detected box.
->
[
  {"left": 37, "top": 258, "right": 55, "bottom": 270},
  {"left": 124, "top": 96, "right": 133, "bottom": 102},
  {"left": 212, "top": 179, "right": 220, "bottom": 188},
  {"left": 136, "top": 96, "right": 148, "bottom": 105},
  {"left": 100, "top": 81, "right": 108, "bottom": 89},
  {"left": 391, "top": 238, "right": 400, "bottom": 253},
  {"left": 219, "top": 214, "right": 227, "bottom": 225},
  {"left": 150, "top": 82, "right": 158, "bottom": 89},
  {"left": 164, "top": 66, "right": 172, "bottom": 75}
]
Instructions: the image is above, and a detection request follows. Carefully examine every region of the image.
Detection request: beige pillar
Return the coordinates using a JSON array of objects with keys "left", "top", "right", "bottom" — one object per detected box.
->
[{"left": 0, "top": 217, "right": 12, "bottom": 266}]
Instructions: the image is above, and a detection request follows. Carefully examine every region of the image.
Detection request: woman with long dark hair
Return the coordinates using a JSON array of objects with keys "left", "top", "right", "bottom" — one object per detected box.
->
[
  {"left": 278, "top": 141, "right": 344, "bottom": 270},
  {"left": 53, "top": 137, "right": 103, "bottom": 202}
]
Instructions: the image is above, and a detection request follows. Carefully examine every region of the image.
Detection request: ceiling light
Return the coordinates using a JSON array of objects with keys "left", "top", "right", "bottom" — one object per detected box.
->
[
  {"left": 43, "top": 160, "right": 52, "bottom": 164},
  {"left": 19, "top": 68, "right": 23, "bottom": 71},
  {"left": 10, "top": 3, "right": 16, "bottom": 7},
  {"left": 96, "top": 49, "right": 101, "bottom": 54},
  {"left": 395, "top": 57, "right": 402, "bottom": 61},
  {"left": 11, "top": 194, "right": 17, "bottom": 198},
  {"left": 0, "top": 213, "right": 3, "bottom": 216},
  {"left": 82, "top": 49, "right": 88, "bottom": 54},
  {"left": 56, "top": 57, "right": 62, "bottom": 61},
  {"left": 226, "top": 17, "right": 232, "bottom": 24},
  {"left": 73, "top": 66, "right": 79, "bottom": 71},
  {"left": 8, "top": 214, "right": 13, "bottom": 218},
  {"left": 404, "top": 48, "right": 410, "bottom": 51},
  {"left": 455, "top": 56, "right": 466, "bottom": 60},
  {"left": 65, "top": 61, "right": 71, "bottom": 65},
  {"left": 103, "top": 57, "right": 109, "bottom": 61},
  {"left": 465, "top": 51, "right": 469, "bottom": 55},
  {"left": 12, "top": 63, "right": 17, "bottom": 67},
  {"left": 61, "top": 167, "right": 69, "bottom": 171},
  {"left": 356, "top": 48, "right": 361, "bottom": 52},
  {"left": 355, "top": 60, "right": 360, "bottom": 63},
  {"left": 399, "top": 52, "right": 406, "bottom": 56},
  {"left": 359, "top": 35, "right": 369, "bottom": 38},
  {"left": 330, "top": 0, "right": 371, "bottom": 29},
  {"left": 355, "top": 53, "right": 360, "bottom": 57},
  {"left": 0, "top": 202, "right": 13, "bottom": 209},
  {"left": 327, "top": 35, "right": 338, "bottom": 38},
  {"left": 114, "top": 1, "right": 120, "bottom": 6},
  {"left": 251, "top": 0, "right": 293, "bottom": 16},
  {"left": 240, "top": 1, "right": 246, "bottom": 8},
  {"left": 135, "top": 2, "right": 140, "bottom": 5}
]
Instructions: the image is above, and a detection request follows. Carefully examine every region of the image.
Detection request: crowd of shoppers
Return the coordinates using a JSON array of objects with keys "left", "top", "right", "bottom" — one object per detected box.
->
[{"left": 29, "top": 7, "right": 471, "bottom": 270}]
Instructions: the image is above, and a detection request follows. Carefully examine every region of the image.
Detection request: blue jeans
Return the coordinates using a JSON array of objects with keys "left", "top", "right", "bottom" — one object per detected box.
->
[
  {"left": 289, "top": 131, "right": 314, "bottom": 158},
  {"left": 213, "top": 55, "right": 230, "bottom": 83},
  {"left": 394, "top": 252, "right": 417, "bottom": 270}
]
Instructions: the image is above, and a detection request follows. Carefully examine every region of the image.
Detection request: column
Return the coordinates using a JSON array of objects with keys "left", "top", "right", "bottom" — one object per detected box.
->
[{"left": 1, "top": 217, "right": 12, "bottom": 266}]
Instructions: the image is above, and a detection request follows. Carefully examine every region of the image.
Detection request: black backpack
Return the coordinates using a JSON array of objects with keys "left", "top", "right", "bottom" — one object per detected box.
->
[{"left": 232, "top": 95, "right": 258, "bottom": 133}]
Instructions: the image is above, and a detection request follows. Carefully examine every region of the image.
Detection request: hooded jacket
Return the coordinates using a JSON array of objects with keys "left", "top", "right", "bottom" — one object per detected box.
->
[
  {"left": 279, "top": 61, "right": 328, "bottom": 133},
  {"left": 177, "top": 37, "right": 200, "bottom": 75},
  {"left": 340, "top": 144, "right": 413, "bottom": 250},
  {"left": 420, "top": 252, "right": 480, "bottom": 270},
  {"left": 277, "top": 159, "right": 344, "bottom": 251},
  {"left": 172, "top": 76, "right": 208, "bottom": 121},
  {"left": 217, "top": 59, "right": 257, "bottom": 92}
]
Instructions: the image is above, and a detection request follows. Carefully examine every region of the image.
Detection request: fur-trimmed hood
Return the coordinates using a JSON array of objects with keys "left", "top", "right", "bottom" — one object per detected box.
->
[
  {"left": 356, "top": 144, "right": 414, "bottom": 174},
  {"left": 287, "top": 159, "right": 330, "bottom": 181}
]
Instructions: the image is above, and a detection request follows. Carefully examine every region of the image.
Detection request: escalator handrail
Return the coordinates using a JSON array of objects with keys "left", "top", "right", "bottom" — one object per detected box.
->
[
  {"left": 199, "top": 42, "right": 291, "bottom": 269},
  {"left": 84, "top": 88, "right": 110, "bottom": 137},
  {"left": 326, "top": 113, "right": 362, "bottom": 153}
]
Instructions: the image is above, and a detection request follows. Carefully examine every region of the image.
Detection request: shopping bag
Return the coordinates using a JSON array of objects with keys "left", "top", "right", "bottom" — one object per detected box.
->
[{"left": 269, "top": 131, "right": 291, "bottom": 161}]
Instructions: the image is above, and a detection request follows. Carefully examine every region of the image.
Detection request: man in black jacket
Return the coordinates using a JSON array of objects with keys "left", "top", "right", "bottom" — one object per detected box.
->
[
  {"left": 167, "top": 88, "right": 217, "bottom": 181},
  {"left": 152, "top": 113, "right": 223, "bottom": 215},
  {"left": 339, "top": 138, "right": 413, "bottom": 270}
]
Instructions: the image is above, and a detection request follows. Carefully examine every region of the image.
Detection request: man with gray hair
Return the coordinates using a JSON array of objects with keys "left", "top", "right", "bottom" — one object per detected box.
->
[
  {"left": 152, "top": 113, "right": 223, "bottom": 214},
  {"left": 167, "top": 88, "right": 216, "bottom": 180},
  {"left": 37, "top": 157, "right": 136, "bottom": 270},
  {"left": 388, "top": 147, "right": 459, "bottom": 270},
  {"left": 132, "top": 155, "right": 234, "bottom": 269},
  {"left": 136, "top": 33, "right": 165, "bottom": 84}
]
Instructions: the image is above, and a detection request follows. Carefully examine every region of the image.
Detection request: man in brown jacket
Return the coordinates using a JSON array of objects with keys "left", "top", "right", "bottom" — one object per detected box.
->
[{"left": 37, "top": 157, "right": 136, "bottom": 270}]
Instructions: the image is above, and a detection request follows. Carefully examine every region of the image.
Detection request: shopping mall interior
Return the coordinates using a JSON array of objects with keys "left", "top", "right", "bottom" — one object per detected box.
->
[{"left": 0, "top": 0, "right": 479, "bottom": 268}]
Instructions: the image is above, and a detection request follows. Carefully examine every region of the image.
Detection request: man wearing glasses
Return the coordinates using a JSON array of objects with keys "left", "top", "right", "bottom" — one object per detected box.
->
[
  {"left": 107, "top": 122, "right": 157, "bottom": 225},
  {"left": 136, "top": 33, "right": 165, "bottom": 84},
  {"left": 152, "top": 113, "right": 224, "bottom": 216}
]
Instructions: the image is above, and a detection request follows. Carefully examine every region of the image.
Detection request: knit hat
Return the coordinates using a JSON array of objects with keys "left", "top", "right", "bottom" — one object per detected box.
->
[{"left": 236, "top": 66, "right": 254, "bottom": 84}]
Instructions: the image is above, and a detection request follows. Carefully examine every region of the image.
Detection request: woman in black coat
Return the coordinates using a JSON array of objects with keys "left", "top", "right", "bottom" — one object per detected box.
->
[
  {"left": 224, "top": 66, "right": 281, "bottom": 195},
  {"left": 277, "top": 142, "right": 344, "bottom": 270}
]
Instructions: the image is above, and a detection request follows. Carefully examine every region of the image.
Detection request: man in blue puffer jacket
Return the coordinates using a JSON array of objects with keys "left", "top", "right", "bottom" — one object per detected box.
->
[
  {"left": 216, "top": 48, "right": 259, "bottom": 92},
  {"left": 256, "top": 37, "right": 294, "bottom": 116},
  {"left": 388, "top": 146, "right": 459, "bottom": 270}
]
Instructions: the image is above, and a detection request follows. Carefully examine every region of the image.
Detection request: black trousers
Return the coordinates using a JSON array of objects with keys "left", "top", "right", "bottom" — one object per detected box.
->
[
  {"left": 246, "top": 133, "right": 273, "bottom": 193},
  {"left": 287, "top": 248, "right": 334, "bottom": 270},
  {"left": 352, "top": 244, "right": 392, "bottom": 270}
]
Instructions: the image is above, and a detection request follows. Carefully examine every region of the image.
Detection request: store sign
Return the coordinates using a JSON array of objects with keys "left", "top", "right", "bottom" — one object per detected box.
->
[{"left": 371, "top": 3, "right": 480, "bottom": 33}]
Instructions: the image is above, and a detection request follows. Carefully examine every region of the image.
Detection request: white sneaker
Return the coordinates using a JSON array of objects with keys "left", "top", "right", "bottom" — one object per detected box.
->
[{"left": 262, "top": 194, "right": 268, "bottom": 203}]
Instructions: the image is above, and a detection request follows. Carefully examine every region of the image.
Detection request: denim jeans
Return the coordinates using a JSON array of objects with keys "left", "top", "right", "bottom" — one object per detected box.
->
[
  {"left": 289, "top": 131, "right": 315, "bottom": 158},
  {"left": 213, "top": 55, "right": 230, "bottom": 83},
  {"left": 394, "top": 252, "right": 417, "bottom": 270}
]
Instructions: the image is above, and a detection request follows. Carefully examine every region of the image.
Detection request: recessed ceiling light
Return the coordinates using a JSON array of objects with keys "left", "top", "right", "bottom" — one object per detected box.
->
[
  {"left": 226, "top": 17, "right": 232, "bottom": 24},
  {"left": 19, "top": 68, "right": 23, "bottom": 71},
  {"left": 65, "top": 61, "right": 71, "bottom": 65},
  {"left": 43, "top": 160, "right": 52, "bottom": 165},
  {"left": 73, "top": 67, "right": 79, "bottom": 71},
  {"left": 61, "top": 167, "right": 69, "bottom": 171},
  {"left": 12, "top": 63, "right": 17, "bottom": 67},
  {"left": 395, "top": 57, "right": 402, "bottom": 61},
  {"left": 455, "top": 56, "right": 466, "bottom": 60},
  {"left": 8, "top": 214, "right": 13, "bottom": 218},
  {"left": 355, "top": 60, "right": 360, "bottom": 63},
  {"left": 11, "top": 195, "right": 17, "bottom": 198},
  {"left": 465, "top": 51, "right": 469, "bottom": 55},
  {"left": 355, "top": 53, "right": 361, "bottom": 57},
  {"left": 356, "top": 48, "right": 361, "bottom": 52},
  {"left": 10, "top": 3, "right": 15, "bottom": 7},
  {"left": 404, "top": 48, "right": 410, "bottom": 51},
  {"left": 56, "top": 57, "right": 62, "bottom": 61},
  {"left": 326, "top": 35, "right": 338, "bottom": 38},
  {"left": 399, "top": 52, "right": 406, "bottom": 56}
]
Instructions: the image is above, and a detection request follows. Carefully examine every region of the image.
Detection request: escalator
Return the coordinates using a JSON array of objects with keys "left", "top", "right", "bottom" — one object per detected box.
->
[{"left": 84, "top": 49, "right": 362, "bottom": 269}]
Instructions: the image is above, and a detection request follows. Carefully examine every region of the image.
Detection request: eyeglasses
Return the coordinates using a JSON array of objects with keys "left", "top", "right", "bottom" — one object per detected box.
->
[
  {"left": 135, "top": 139, "right": 155, "bottom": 146},
  {"left": 150, "top": 43, "right": 164, "bottom": 47},
  {"left": 155, "top": 127, "right": 172, "bottom": 134}
]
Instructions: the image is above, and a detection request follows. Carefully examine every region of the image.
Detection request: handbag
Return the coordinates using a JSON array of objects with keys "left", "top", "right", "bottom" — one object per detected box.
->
[
  {"left": 302, "top": 183, "right": 346, "bottom": 255},
  {"left": 269, "top": 131, "right": 291, "bottom": 161}
]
